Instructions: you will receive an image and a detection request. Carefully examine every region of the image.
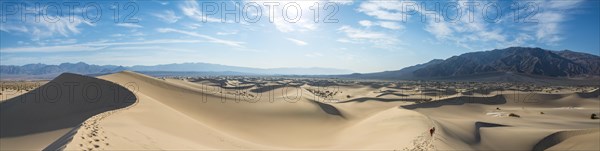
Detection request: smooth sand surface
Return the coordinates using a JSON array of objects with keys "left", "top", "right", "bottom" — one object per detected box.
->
[{"left": 1, "top": 71, "right": 598, "bottom": 150}]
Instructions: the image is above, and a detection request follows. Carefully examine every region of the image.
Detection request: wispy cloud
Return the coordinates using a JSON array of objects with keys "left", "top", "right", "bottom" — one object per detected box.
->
[
  {"left": 116, "top": 23, "right": 143, "bottom": 28},
  {"left": 357, "top": 1, "right": 406, "bottom": 21},
  {"left": 338, "top": 25, "right": 389, "bottom": 39},
  {"left": 1, "top": 39, "right": 206, "bottom": 53},
  {"left": 245, "top": 0, "right": 319, "bottom": 32},
  {"left": 152, "top": 10, "right": 181, "bottom": 23},
  {"left": 157, "top": 28, "right": 244, "bottom": 47},
  {"left": 358, "top": 20, "right": 403, "bottom": 30},
  {"left": 216, "top": 31, "right": 238, "bottom": 35},
  {"left": 355, "top": 0, "right": 586, "bottom": 49},
  {"left": 337, "top": 25, "right": 400, "bottom": 49},
  {"left": 1, "top": 15, "right": 94, "bottom": 40},
  {"left": 180, "top": 1, "right": 221, "bottom": 23},
  {"left": 286, "top": 38, "right": 308, "bottom": 46},
  {"left": 527, "top": 0, "right": 585, "bottom": 44}
]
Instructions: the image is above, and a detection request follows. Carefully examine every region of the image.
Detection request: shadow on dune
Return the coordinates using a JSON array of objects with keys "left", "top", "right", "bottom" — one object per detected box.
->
[
  {"left": 0, "top": 73, "right": 136, "bottom": 144},
  {"left": 473, "top": 122, "right": 508, "bottom": 144},
  {"left": 375, "top": 93, "right": 409, "bottom": 98},
  {"left": 42, "top": 123, "right": 82, "bottom": 150},
  {"left": 575, "top": 89, "right": 600, "bottom": 99},
  {"left": 250, "top": 84, "right": 286, "bottom": 93},
  {"left": 338, "top": 97, "right": 430, "bottom": 103},
  {"left": 400, "top": 95, "right": 506, "bottom": 109},
  {"left": 532, "top": 129, "right": 600, "bottom": 151},
  {"left": 311, "top": 100, "right": 345, "bottom": 118},
  {"left": 220, "top": 85, "right": 255, "bottom": 90}
]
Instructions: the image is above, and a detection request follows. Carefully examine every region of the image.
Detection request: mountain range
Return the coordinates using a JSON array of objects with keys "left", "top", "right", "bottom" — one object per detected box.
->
[
  {"left": 0, "top": 62, "right": 353, "bottom": 80},
  {"left": 1, "top": 47, "right": 598, "bottom": 81},
  {"left": 346, "top": 47, "right": 599, "bottom": 80}
]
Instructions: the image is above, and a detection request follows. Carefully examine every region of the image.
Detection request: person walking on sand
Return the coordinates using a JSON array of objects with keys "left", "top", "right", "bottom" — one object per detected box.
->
[{"left": 429, "top": 127, "right": 435, "bottom": 137}]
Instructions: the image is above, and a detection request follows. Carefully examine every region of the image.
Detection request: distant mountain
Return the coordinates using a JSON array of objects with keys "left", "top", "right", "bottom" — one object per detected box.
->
[
  {"left": 554, "top": 50, "right": 600, "bottom": 76},
  {"left": 0, "top": 62, "right": 353, "bottom": 80},
  {"left": 342, "top": 59, "right": 443, "bottom": 79},
  {"left": 414, "top": 47, "right": 598, "bottom": 77},
  {"left": 129, "top": 63, "right": 353, "bottom": 75},
  {"left": 345, "top": 47, "right": 599, "bottom": 80},
  {"left": 0, "top": 62, "right": 125, "bottom": 76}
]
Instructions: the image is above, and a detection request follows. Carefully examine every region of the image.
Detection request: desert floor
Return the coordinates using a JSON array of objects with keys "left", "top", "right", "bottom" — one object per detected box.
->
[{"left": 1, "top": 71, "right": 598, "bottom": 150}]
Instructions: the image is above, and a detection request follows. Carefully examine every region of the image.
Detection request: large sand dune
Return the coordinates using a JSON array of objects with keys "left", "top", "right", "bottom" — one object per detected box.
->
[
  {"left": 1, "top": 71, "right": 598, "bottom": 150},
  {"left": 0, "top": 73, "right": 136, "bottom": 150}
]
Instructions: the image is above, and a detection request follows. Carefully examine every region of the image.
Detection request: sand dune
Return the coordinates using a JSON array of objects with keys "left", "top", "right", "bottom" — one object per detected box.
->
[
  {"left": 61, "top": 71, "right": 433, "bottom": 150},
  {"left": 1, "top": 71, "right": 598, "bottom": 150},
  {"left": 534, "top": 128, "right": 600, "bottom": 151},
  {"left": 403, "top": 91, "right": 599, "bottom": 150},
  {"left": 0, "top": 73, "right": 135, "bottom": 150}
]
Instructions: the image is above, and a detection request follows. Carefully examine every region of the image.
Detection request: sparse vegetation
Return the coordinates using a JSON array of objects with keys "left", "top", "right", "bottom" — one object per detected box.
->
[
  {"left": 306, "top": 88, "right": 339, "bottom": 99},
  {"left": 1, "top": 81, "right": 45, "bottom": 92},
  {"left": 509, "top": 113, "right": 521, "bottom": 118}
]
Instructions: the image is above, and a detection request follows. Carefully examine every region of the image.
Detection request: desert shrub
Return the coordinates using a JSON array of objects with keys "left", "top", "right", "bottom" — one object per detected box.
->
[{"left": 509, "top": 113, "right": 521, "bottom": 118}]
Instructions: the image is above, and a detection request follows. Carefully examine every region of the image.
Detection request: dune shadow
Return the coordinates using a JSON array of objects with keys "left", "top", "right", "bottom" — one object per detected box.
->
[
  {"left": 311, "top": 100, "right": 345, "bottom": 118},
  {"left": 575, "top": 89, "right": 600, "bottom": 99},
  {"left": 339, "top": 97, "right": 430, "bottom": 103},
  {"left": 42, "top": 123, "right": 82, "bottom": 150},
  {"left": 250, "top": 84, "right": 286, "bottom": 93},
  {"left": 375, "top": 93, "right": 409, "bottom": 98},
  {"left": 400, "top": 95, "right": 506, "bottom": 109},
  {"left": 532, "top": 129, "right": 599, "bottom": 151},
  {"left": 0, "top": 73, "right": 137, "bottom": 138},
  {"left": 473, "top": 122, "right": 508, "bottom": 144}
]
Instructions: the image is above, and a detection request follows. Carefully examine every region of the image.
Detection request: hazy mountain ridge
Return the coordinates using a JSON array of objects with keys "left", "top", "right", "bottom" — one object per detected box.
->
[
  {"left": 413, "top": 47, "right": 598, "bottom": 77},
  {"left": 130, "top": 63, "right": 352, "bottom": 75},
  {"left": 554, "top": 50, "right": 600, "bottom": 75},
  {"left": 2, "top": 47, "right": 597, "bottom": 81},
  {"left": 0, "top": 62, "right": 353, "bottom": 79},
  {"left": 342, "top": 59, "right": 444, "bottom": 79},
  {"left": 0, "top": 62, "right": 125, "bottom": 76}
]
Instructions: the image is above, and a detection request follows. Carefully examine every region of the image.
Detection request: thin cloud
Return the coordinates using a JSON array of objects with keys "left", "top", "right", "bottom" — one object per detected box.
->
[
  {"left": 245, "top": 0, "right": 319, "bottom": 32},
  {"left": 152, "top": 10, "right": 181, "bottom": 23},
  {"left": 157, "top": 28, "right": 245, "bottom": 47},
  {"left": 1, "top": 15, "right": 94, "bottom": 40},
  {"left": 357, "top": 1, "right": 406, "bottom": 21},
  {"left": 337, "top": 25, "right": 400, "bottom": 49},
  {"left": 359, "top": 20, "right": 404, "bottom": 30},
  {"left": 1, "top": 39, "right": 206, "bottom": 53},
  {"left": 216, "top": 31, "right": 239, "bottom": 35},
  {"left": 286, "top": 38, "right": 308, "bottom": 46},
  {"left": 116, "top": 23, "right": 143, "bottom": 28},
  {"left": 180, "top": 1, "right": 221, "bottom": 23}
]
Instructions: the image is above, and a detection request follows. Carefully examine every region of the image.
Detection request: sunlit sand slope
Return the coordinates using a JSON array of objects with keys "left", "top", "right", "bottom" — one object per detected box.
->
[{"left": 63, "top": 71, "right": 434, "bottom": 150}]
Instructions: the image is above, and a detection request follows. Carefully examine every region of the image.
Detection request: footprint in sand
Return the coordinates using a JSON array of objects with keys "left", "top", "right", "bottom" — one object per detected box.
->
[{"left": 400, "top": 132, "right": 436, "bottom": 151}]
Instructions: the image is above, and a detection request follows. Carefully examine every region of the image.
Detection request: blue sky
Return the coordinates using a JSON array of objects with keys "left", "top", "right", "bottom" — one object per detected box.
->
[{"left": 1, "top": 0, "right": 599, "bottom": 73}]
